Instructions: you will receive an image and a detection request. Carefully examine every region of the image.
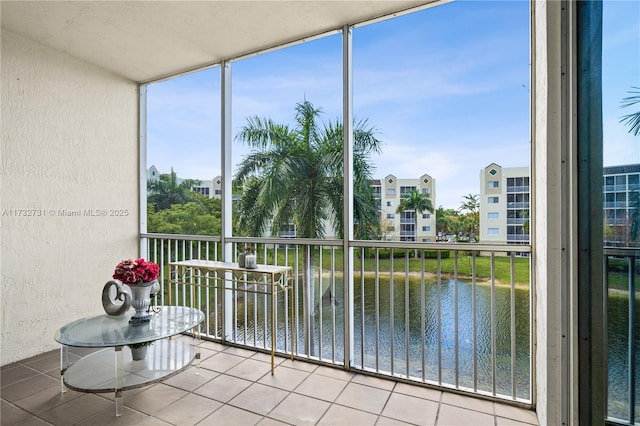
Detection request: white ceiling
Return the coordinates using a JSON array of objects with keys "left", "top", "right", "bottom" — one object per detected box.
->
[{"left": 1, "top": 0, "right": 435, "bottom": 83}]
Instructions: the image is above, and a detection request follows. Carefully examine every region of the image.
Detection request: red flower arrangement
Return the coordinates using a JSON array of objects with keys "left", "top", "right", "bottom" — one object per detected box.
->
[{"left": 113, "top": 258, "right": 159, "bottom": 285}]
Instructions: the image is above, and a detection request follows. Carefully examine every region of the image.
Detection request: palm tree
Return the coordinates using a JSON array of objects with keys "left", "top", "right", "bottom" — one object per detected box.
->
[
  {"left": 459, "top": 193, "right": 480, "bottom": 239},
  {"left": 234, "top": 101, "right": 381, "bottom": 239},
  {"left": 147, "top": 168, "right": 201, "bottom": 211},
  {"left": 395, "top": 190, "right": 434, "bottom": 242},
  {"left": 628, "top": 192, "right": 640, "bottom": 245},
  {"left": 620, "top": 87, "right": 640, "bottom": 246},
  {"left": 233, "top": 100, "right": 382, "bottom": 355}
]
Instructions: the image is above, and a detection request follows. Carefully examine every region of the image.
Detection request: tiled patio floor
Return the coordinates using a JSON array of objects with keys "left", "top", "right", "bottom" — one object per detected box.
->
[{"left": 1, "top": 336, "right": 539, "bottom": 426}]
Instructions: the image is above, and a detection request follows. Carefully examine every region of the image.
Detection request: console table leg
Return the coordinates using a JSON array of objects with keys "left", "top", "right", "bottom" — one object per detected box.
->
[
  {"left": 290, "top": 284, "right": 295, "bottom": 361},
  {"left": 115, "top": 346, "right": 123, "bottom": 417},
  {"left": 271, "top": 280, "right": 276, "bottom": 375}
]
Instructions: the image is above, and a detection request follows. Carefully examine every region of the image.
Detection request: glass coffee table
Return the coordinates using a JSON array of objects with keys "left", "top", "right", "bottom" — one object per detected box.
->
[{"left": 55, "top": 306, "right": 204, "bottom": 416}]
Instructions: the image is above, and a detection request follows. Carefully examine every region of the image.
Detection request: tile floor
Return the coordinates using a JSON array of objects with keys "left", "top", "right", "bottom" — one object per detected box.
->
[{"left": 1, "top": 336, "right": 539, "bottom": 426}]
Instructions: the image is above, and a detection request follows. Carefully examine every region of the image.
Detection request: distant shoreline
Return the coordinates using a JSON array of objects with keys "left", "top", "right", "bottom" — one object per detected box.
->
[{"left": 355, "top": 270, "right": 530, "bottom": 288}]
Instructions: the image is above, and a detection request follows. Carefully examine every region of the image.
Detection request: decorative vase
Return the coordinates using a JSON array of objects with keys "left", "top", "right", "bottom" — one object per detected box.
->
[
  {"left": 129, "top": 345, "right": 148, "bottom": 361},
  {"left": 101, "top": 280, "right": 132, "bottom": 316},
  {"left": 245, "top": 254, "right": 257, "bottom": 269},
  {"left": 129, "top": 280, "right": 157, "bottom": 323},
  {"left": 238, "top": 253, "right": 246, "bottom": 268}
]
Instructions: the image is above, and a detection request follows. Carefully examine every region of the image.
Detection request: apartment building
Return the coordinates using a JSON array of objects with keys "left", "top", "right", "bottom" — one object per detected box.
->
[
  {"left": 603, "top": 163, "right": 640, "bottom": 246},
  {"left": 147, "top": 165, "right": 222, "bottom": 199},
  {"left": 372, "top": 174, "right": 437, "bottom": 242},
  {"left": 479, "top": 164, "right": 530, "bottom": 247},
  {"left": 479, "top": 163, "right": 640, "bottom": 248}
]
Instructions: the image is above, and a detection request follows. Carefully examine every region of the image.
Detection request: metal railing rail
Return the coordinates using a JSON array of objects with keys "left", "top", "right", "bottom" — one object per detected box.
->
[
  {"left": 604, "top": 247, "right": 639, "bottom": 425},
  {"left": 141, "top": 233, "right": 533, "bottom": 406}
]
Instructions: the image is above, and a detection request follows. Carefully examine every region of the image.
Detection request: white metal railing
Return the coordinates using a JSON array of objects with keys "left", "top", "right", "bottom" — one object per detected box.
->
[
  {"left": 506, "top": 185, "right": 530, "bottom": 193},
  {"left": 507, "top": 202, "right": 530, "bottom": 209},
  {"left": 141, "top": 233, "right": 533, "bottom": 405},
  {"left": 507, "top": 218, "right": 527, "bottom": 225},
  {"left": 604, "top": 202, "right": 629, "bottom": 209},
  {"left": 604, "top": 247, "right": 639, "bottom": 425},
  {"left": 604, "top": 185, "right": 629, "bottom": 193}
]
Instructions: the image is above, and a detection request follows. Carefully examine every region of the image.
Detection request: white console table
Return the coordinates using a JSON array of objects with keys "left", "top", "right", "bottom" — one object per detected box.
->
[{"left": 170, "top": 260, "right": 295, "bottom": 374}]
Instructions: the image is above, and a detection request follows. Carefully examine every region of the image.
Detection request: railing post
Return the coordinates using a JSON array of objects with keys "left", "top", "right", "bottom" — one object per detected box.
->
[
  {"left": 221, "top": 60, "right": 233, "bottom": 340},
  {"left": 342, "top": 24, "right": 354, "bottom": 370},
  {"left": 628, "top": 255, "right": 636, "bottom": 423},
  {"left": 139, "top": 84, "right": 148, "bottom": 259}
]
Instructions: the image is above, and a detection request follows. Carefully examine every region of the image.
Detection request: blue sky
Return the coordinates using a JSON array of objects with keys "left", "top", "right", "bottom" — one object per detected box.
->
[{"left": 147, "top": 0, "right": 639, "bottom": 210}]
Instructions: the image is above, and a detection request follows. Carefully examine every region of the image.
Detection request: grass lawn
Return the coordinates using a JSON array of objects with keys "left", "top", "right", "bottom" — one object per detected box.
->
[{"left": 155, "top": 244, "right": 532, "bottom": 286}]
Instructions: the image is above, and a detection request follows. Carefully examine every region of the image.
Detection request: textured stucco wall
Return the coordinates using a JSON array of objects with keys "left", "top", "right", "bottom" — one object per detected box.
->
[
  {"left": 533, "top": 1, "right": 565, "bottom": 424},
  {"left": 1, "top": 30, "right": 139, "bottom": 365}
]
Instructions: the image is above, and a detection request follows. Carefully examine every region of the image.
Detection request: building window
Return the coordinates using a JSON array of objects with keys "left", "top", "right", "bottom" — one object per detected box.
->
[
  {"left": 193, "top": 187, "right": 210, "bottom": 197},
  {"left": 400, "top": 186, "right": 416, "bottom": 196},
  {"left": 386, "top": 188, "right": 396, "bottom": 195},
  {"left": 422, "top": 188, "right": 430, "bottom": 194},
  {"left": 489, "top": 168, "right": 498, "bottom": 176},
  {"left": 214, "top": 189, "right": 221, "bottom": 195},
  {"left": 488, "top": 228, "right": 499, "bottom": 235},
  {"left": 422, "top": 213, "right": 430, "bottom": 219},
  {"left": 488, "top": 212, "right": 499, "bottom": 219},
  {"left": 488, "top": 196, "right": 499, "bottom": 203},
  {"left": 387, "top": 201, "right": 393, "bottom": 207},
  {"left": 387, "top": 213, "right": 395, "bottom": 219},
  {"left": 422, "top": 226, "right": 431, "bottom": 231},
  {"left": 488, "top": 181, "right": 499, "bottom": 188}
]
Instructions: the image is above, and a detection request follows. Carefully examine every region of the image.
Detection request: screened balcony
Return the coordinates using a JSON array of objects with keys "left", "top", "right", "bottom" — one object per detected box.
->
[{"left": 2, "top": 1, "right": 638, "bottom": 425}]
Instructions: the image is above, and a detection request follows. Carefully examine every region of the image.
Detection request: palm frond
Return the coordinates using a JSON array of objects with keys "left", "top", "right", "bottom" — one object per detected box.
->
[{"left": 620, "top": 86, "right": 640, "bottom": 136}]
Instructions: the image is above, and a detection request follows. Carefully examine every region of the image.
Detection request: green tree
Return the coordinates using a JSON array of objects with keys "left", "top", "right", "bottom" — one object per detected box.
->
[
  {"left": 628, "top": 192, "right": 639, "bottom": 245},
  {"left": 147, "top": 168, "right": 201, "bottom": 211},
  {"left": 147, "top": 196, "right": 222, "bottom": 235},
  {"left": 436, "top": 206, "right": 458, "bottom": 239},
  {"left": 620, "top": 86, "right": 640, "bottom": 136},
  {"left": 233, "top": 100, "right": 382, "bottom": 354},
  {"left": 458, "top": 193, "right": 480, "bottom": 239},
  {"left": 395, "top": 190, "right": 434, "bottom": 242},
  {"left": 522, "top": 208, "right": 530, "bottom": 234}
]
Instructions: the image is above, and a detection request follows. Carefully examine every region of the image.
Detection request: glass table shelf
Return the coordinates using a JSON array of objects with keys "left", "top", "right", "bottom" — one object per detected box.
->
[{"left": 62, "top": 339, "right": 195, "bottom": 392}]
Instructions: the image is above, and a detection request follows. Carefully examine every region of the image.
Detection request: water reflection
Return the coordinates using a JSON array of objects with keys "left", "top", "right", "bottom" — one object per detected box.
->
[
  {"left": 233, "top": 275, "right": 638, "bottom": 411},
  {"left": 607, "top": 290, "right": 640, "bottom": 421},
  {"left": 351, "top": 277, "right": 531, "bottom": 400}
]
